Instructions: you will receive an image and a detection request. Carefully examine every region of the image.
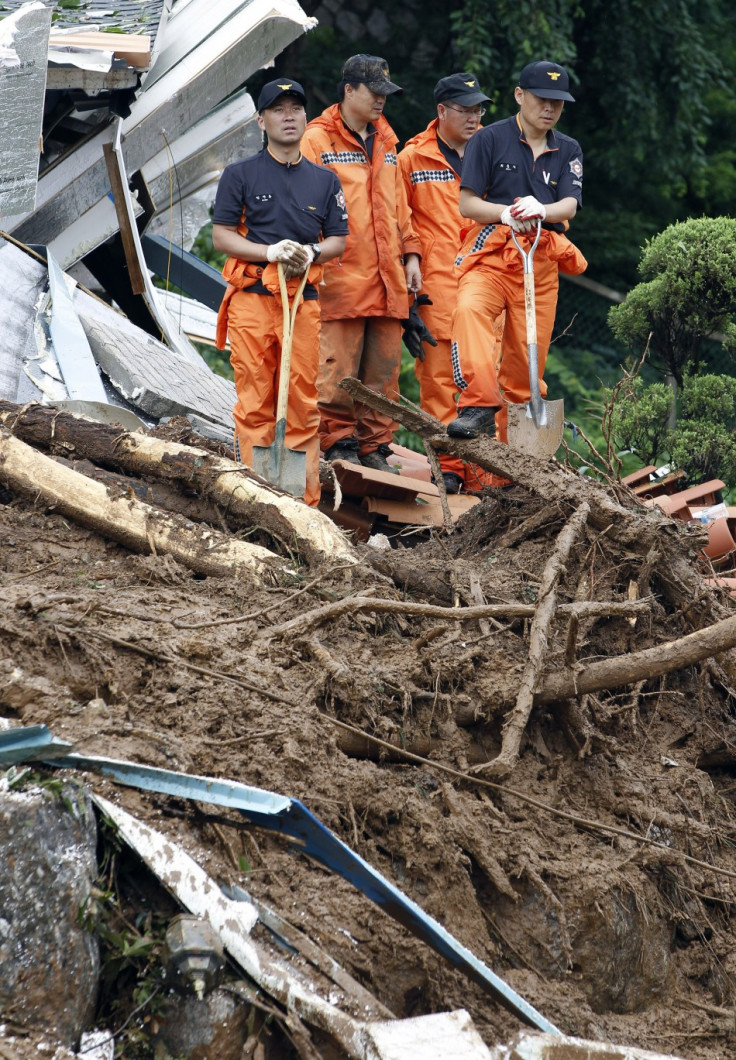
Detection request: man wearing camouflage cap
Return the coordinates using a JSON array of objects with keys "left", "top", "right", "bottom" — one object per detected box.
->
[{"left": 301, "top": 55, "right": 422, "bottom": 475}]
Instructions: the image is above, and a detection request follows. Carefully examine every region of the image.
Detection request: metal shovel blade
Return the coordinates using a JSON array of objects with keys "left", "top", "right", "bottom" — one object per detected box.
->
[
  {"left": 252, "top": 418, "right": 307, "bottom": 498},
  {"left": 507, "top": 222, "right": 565, "bottom": 460},
  {"left": 507, "top": 397, "right": 565, "bottom": 459}
]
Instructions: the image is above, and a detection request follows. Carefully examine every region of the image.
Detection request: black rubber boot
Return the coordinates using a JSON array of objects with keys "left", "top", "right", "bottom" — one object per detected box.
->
[
  {"left": 447, "top": 406, "right": 499, "bottom": 439},
  {"left": 440, "top": 471, "right": 463, "bottom": 494},
  {"left": 360, "top": 444, "right": 400, "bottom": 474},
  {"left": 324, "top": 438, "right": 362, "bottom": 465}
]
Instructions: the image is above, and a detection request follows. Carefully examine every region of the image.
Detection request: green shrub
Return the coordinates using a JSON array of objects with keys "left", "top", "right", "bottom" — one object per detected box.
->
[{"left": 609, "top": 217, "right": 736, "bottom": 385}]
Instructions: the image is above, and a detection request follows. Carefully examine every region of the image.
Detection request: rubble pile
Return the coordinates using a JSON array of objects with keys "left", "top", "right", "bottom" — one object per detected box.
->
[{"left": 1, "top": 399, "right": 736, "bottom": 1059}]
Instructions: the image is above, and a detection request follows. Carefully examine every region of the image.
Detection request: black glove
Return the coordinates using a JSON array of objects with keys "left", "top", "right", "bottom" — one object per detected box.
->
[{"left": 402, "top": 294, "right": 438, "bottom": 362}]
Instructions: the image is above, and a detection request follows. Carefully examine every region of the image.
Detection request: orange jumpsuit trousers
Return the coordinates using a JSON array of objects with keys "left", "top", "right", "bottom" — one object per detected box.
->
[
  {"left": 318, "top": 317, "right": 401, "bottom": 456},
  {"left": 452, "top": 244, "right": 560, "bottom": 444},
  {"left": 414, "top": 337, "right": 500, "bottom": 491},
  {"left": 228, "top": 289, "right": 322, "bottom": 507}
]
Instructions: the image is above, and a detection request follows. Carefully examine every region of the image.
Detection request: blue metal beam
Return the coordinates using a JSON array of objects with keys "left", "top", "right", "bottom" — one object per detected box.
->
[{"left": 47, "top": 752, "right": 560, "bottom": 1035}]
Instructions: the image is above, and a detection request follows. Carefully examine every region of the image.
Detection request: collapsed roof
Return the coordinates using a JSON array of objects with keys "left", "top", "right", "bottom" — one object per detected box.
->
[{"left": 0, "top": 0, "right": 315, "bottom": 440}]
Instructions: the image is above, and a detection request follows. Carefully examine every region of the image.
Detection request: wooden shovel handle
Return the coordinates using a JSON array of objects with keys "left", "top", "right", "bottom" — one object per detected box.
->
[{"left": 275, "top": 263, "right": 309, "bottom": 424}]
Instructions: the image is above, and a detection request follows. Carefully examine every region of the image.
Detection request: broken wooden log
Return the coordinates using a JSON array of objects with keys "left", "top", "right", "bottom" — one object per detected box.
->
[
  {"left": 0, "top": 429, "right": 280, "bottom": 579},
  {"left": 448, "top": 609, "right": 736, "bottom": 728},
  {"left": 474, "top": 501, "right": 591, "bottom": 779},
  {"left": 0, "top": 401, "right": 356, "bottom": 565}
]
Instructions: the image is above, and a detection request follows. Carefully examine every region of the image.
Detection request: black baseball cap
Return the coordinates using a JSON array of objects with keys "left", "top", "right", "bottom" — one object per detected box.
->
[
  {"left": 341, "top": 54, "right": 402, "bottom": 96},
  {"left": 518, "top": 61, "right": 575, "bottom": 102},
  {"left": 434, "top": 72, "right": 492, "bottom": 107},
  {"left": 257, "top": 78, "right": 307, "bottom": 112}
]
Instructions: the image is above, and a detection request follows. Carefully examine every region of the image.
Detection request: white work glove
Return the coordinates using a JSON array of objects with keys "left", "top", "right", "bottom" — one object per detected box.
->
[
  {"left": 282, "top": 243, "right": 315, "bottom": 279},
  {"left": 510, "top": 195, "right": 547, "bottom": 221},
  {"left": 500, "top": 205, "right": 535, "bottom": 233},
  {"left": 266, "top": 239, "right": 306, "bottom": 264}
]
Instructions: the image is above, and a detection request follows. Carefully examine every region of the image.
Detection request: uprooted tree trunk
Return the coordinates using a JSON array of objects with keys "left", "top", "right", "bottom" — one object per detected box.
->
[
  {"left": 0, "top": 401, "right": 356, "bottom": 567},
  {"left": 339, "top": 380, "right": 732, "bottom": 644}
]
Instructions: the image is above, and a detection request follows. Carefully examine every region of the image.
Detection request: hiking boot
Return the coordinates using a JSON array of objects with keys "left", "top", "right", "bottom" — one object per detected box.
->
[
  {"left": 360, "top": 444, "right": 399, "bottom": 474},
  {"left": 447, "top": 406, "right": 499, "bottom": 439},
  {"left": 324, "top": 438, "right": 362, "bottom": 465},
  {"left": 440, "top": 471, "right": 463, "bottom": 494}
]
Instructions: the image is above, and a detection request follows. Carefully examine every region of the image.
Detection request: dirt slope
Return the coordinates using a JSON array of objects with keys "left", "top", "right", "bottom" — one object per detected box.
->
[{"left": 2, "top": 467, "right": 736, "bottom": 1059}]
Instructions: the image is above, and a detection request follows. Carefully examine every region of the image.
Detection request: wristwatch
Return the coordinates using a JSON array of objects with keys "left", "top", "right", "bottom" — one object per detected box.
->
[{"left": 310, "top": 242, "right": 322, "bottom": 261}]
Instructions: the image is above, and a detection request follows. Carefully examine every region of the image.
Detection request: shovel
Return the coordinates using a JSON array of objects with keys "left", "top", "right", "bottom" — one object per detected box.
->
[
  {"left": 506, "top": 220, "right": 564, "bottom": 459},
  {"left": 252, "top": 262, "right": 309, "bottom": 497}
]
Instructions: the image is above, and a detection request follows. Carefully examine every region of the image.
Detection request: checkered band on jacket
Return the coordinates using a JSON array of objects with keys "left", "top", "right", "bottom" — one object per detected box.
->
[
  {"left": 455, "top": 224, "right": 497, "bottom": 266},
  {"left": 409, "top": 169, "right": 457, "bottom": 185},
  {"left": 320, "top": 150, "right": 366, "bottom": 166}
]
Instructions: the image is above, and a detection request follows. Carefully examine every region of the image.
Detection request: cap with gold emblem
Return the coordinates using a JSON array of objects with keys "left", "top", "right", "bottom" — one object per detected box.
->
[
  {"left": 433, "top": 72, "right": 493, "bottom": 107},
  {"left": 341, "top": 54, "right": 403, "bottom": 96},
  {"left": 257, "top": 78, "right": 307, "bottom": 113},
  {"left": 518, "top": 61, "right": 575, "bottom": 102}
]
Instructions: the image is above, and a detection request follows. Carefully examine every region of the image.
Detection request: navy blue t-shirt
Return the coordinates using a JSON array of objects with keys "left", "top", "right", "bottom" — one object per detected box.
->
[
  {"left": 461, "top": 114, "right": 583, "bottom": 233},
  {"left": 213, "top": 149, "right": 348, "bottom": 296}
]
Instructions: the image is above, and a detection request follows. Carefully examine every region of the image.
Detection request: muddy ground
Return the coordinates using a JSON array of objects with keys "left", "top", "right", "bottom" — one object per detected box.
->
[{"left": 3, "top": 434, "right": 736, "bottom": 1059}]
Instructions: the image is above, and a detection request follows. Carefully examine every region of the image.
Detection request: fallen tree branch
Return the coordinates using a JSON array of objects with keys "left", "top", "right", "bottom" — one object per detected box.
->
[
  {"left": 0, "top": 401, "right": 356, "bottom": 565},
  {"left": 0, "top": 429, "right": 279, "bottom": 580},
  {"left": 256, "top": 594, "right": 652, "bottom": 640},
  {"left": 474, "top": 501, "right": 590, "bottom": 778},
  {"left": 340, "top": 379, "right": 736, "bottom": 682}
]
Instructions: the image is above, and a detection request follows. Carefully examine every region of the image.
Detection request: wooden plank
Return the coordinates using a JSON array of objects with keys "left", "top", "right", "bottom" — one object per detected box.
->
[
  {"left": 49, "top": 31, "right": 151, "bottom": 68},
  {"left": 102, "top": 141, "right": 146, "bottom": 295}
]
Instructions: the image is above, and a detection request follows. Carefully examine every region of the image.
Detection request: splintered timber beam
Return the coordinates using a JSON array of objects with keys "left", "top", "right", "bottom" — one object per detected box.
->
[
  {"left": 0, "top": 401, "right": 356, "bottom": 564},
  {"left": 0, "top": 428, "right": 279, "bottom": 578}
]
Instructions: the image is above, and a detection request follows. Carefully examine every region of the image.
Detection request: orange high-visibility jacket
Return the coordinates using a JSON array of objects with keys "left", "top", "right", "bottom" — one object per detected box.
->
[
  {"left": 398, "top": 119, "right": 466, "bottom": 341},
  {"left": 301, "top": 104, "right": 421, "bottom": 321}
]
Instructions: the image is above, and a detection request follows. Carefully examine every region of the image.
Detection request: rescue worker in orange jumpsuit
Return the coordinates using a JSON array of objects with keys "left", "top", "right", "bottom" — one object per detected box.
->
[
  {"left": 448, "top": 61, "right": 587, "bottom": 446},
  {"left": 300, "top": 55, "right": 422, "bottom": 474},
  {"left": 212, "top": 79, "right": 348, "bottom": 507},
  {"left": 399, "top": 72, "right": 497, "bottom": 494}
]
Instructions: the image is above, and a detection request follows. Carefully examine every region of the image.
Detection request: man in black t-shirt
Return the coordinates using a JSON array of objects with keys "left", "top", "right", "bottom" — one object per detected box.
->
[
  {"left": 213, "top": 78, "right": 348, "bottom": 506},
  {"left": 446, "top": 61, "right": 587, "bottom": 452}
]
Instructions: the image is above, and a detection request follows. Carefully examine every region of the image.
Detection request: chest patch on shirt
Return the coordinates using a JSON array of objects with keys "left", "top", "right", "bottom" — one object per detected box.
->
[
  {"left": 254, "top": 193, "right": 273, "bottom": 202},
  {"left": 497, "top": 162, "right": 518, "bottom": 173}
]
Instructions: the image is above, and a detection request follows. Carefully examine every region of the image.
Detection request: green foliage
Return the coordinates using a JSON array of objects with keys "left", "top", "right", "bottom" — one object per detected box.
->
[
  {"left": 607, "top": 376, "right": 673, "bottom": 466},
  {"left": 669, "top": 420, "right": 736, "bottom": 488},
  {"left": 192, "top": 222, "right": 225, "bottom": 272},
  {"left": 608, "top": 217, "right": 736, "bottom": 385},
  {"left": 680, "top": 371, "right": 736, "bottom": 426},
  {"left": 397, "top": 345, "right": 423, "bottom": 452},
  {"left": 82, "top": 818, "right": 171, "bottom": 1057},
  {"left": 449, "top": 0, "right": 579, "bottom": 106},
  {"left": 606, "top": 370, "right": 736, "bottom": 487},
  {"left": 196, "top": 342, "right": 233, "bottom": 381}
]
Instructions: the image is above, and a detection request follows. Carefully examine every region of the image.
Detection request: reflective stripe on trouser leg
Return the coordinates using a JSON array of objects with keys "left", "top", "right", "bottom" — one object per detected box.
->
[
  {"left": 415, "top": 338, "right": 463, "bottom": 478},
  {"left": 451, "top": 268, "right": 505, "bottom": 409},
  {"left": 318, "top": 317, "right": 402, "bottom": 454},
  {"left": 228, "top": 289, "right": 322, "bottom": 507}
]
